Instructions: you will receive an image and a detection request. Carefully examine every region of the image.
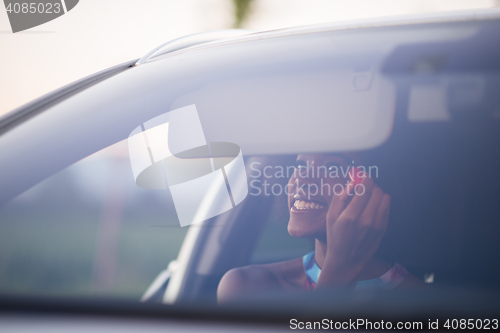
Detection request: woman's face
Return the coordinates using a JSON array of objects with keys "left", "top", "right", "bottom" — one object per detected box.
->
[{"left": 287, "top": 153, "right": 358, "bottom": 239}]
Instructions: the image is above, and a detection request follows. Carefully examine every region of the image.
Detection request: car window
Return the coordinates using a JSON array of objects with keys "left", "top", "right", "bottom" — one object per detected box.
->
[
  {"left": 0, "top": 17, "right": 500, "bottom": 321},
  {"left": 0, "top": 140, "right": 188, "bottom": 298}
]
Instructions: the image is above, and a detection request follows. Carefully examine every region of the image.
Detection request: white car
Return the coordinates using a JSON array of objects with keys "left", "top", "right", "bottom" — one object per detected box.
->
[{"left": 1, "top": 8, "right": 500, "bottom": 331}]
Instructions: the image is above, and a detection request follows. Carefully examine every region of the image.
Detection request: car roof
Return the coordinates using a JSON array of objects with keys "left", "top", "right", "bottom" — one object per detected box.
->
[{"left": 144, "top": 7, "right": 500, "bottom": 64}]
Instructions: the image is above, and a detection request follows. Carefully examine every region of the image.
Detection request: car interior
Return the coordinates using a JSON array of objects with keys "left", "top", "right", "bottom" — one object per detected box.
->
[
  {"left": 159, "top": 25, "right": 500, "bottom": 304},
  {"left": 166, "top": 80, "right": 500, "bottom": 304}
]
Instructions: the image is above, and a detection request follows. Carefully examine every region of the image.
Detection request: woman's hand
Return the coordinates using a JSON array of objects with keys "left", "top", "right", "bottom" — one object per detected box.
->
[{"left": 315, "top": 175, "right": 391, "bottom": 289}]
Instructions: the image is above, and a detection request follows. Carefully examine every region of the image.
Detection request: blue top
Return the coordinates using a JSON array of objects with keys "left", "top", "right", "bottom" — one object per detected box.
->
[{"left": 302, "top": 251, "right": 409, "bottom": 290}]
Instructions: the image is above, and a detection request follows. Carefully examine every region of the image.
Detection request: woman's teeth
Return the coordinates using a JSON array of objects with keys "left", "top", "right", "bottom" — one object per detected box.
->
[{"left": 293, "top": 200, "right": 325, "bottom": 210}]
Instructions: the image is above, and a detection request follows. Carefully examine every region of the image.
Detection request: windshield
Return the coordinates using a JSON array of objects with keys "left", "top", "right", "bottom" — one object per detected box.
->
[{"left": 0, "top": 17, "right": 499, "bottom": 323}]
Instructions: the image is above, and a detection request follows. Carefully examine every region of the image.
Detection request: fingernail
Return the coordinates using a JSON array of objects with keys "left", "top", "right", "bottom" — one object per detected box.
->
[{"left": 349, "top": 167, "right": 365, "bottom": 185}]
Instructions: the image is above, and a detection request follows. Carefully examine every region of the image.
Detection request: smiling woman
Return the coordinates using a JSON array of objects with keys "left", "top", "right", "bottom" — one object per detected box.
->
[{"left": 217, "top": 152, "right": 424, "bottom": 303}]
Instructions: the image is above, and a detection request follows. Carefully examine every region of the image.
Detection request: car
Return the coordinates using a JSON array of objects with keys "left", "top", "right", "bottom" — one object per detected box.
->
[{"left": 1, "top": 7, "right": 500, "bottom": 331}]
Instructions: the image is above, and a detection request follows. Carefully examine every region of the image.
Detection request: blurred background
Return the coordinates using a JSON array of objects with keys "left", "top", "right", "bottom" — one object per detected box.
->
[{"left": 0, "top": 0, "right": 499, "bottom": 117}]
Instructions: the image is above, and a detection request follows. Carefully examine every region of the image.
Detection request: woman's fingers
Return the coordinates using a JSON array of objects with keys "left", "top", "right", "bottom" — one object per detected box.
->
[
  {"left": 322, "top": 174, "right": 391, "bottom": 285},
  {"left": 374, "top": 193, "right": 391, "bottom": 232},
  {"left": 338, "top": 176, "right": 375, "bottom": 223},
  {"left": 348, "top": 192, "right": 390, "bottom": 264},
  {"left": 326, "top": 181, "right": 354, "bottom": 225},
  {"left": 358, "top": 185, "right": 385, "bottom": 227}
]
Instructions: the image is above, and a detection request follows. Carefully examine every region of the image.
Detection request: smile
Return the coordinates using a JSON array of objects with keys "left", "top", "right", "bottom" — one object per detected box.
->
[{"left": 292, "top": 200, "right": 326, "bottom": 210}]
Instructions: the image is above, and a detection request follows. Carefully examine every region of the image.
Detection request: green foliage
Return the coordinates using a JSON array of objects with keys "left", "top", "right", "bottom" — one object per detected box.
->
[
  {"left": 0, "top": 208, "right": 188, "bottom": 299},
  {"left": 233, "top": 0, "right": 254, "bottom": 28}
]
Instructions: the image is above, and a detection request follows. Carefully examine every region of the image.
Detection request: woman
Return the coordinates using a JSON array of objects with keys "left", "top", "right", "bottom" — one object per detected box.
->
[{"left": 217, "top": 153, "right": 423, "bottom": 303}]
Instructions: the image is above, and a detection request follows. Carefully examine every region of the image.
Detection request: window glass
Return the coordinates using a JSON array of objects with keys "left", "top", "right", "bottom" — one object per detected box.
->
[
  {"left": 0, "top": 140, "right": 187, "bottom": 298},
  {"left": 0, "top": 19, "right": 499, "bottom": 312}
]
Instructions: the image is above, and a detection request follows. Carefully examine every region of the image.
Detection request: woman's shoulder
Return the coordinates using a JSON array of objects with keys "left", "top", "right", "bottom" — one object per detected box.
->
[{"left": 217, "top": 257, "right": 304, "bottom": 303}]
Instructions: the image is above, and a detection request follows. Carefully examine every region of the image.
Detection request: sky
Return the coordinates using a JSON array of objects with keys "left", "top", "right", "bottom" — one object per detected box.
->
[{"left": 0, "top": 0, "right": 498, "bottom": 116}]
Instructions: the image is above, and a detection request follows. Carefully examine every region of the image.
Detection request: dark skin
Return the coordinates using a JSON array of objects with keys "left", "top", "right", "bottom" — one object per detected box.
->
[{"left": 218, "top": 153, "right": 423, "bottom": 303}]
